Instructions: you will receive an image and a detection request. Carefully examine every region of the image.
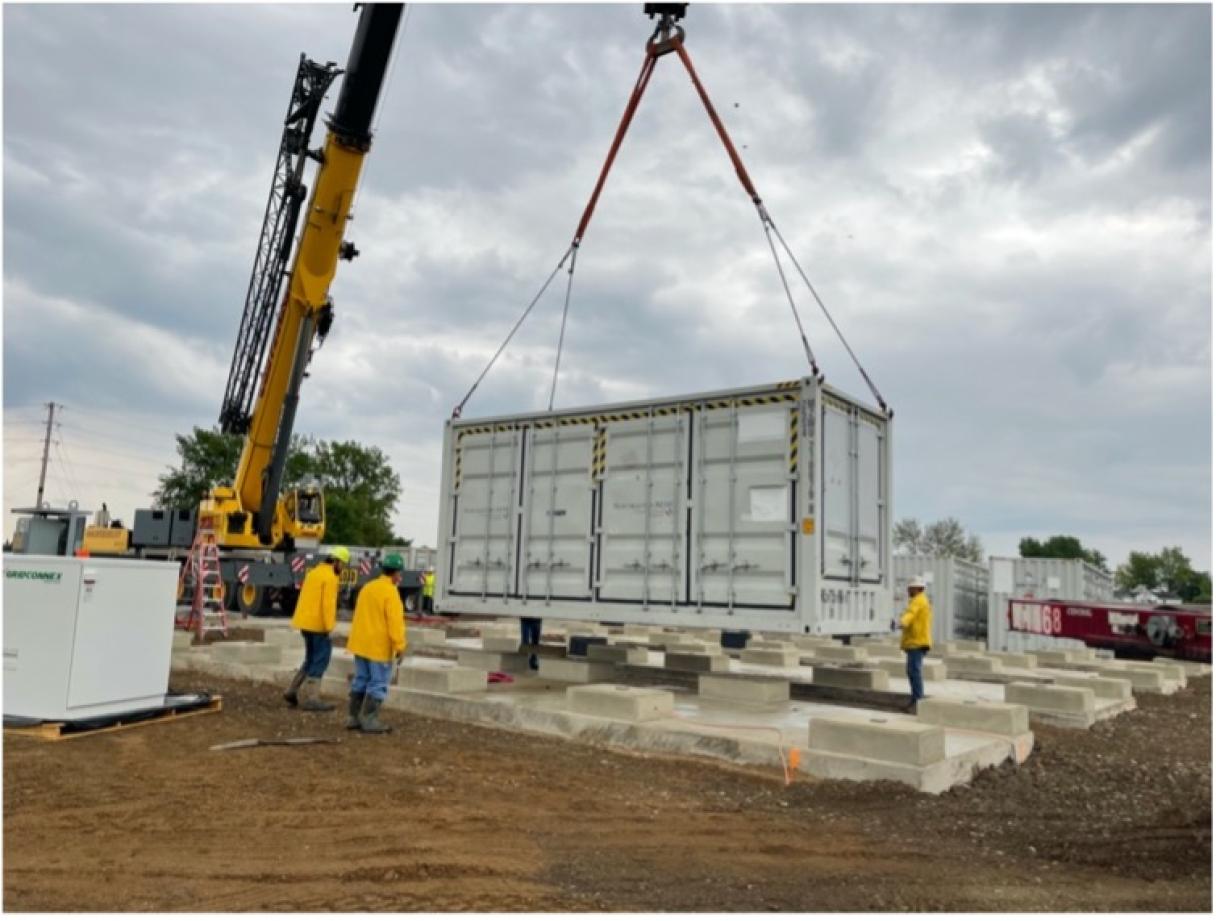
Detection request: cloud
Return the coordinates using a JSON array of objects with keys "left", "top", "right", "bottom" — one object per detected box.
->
[{"left": 3, "top": 3, "right": 1210, "bottom": 572}]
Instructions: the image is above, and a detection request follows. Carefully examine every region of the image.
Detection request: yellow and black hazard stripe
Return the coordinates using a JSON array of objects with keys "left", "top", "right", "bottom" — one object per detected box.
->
[
  {"left": 789, "top": 406, "right": 800, "bottom": 475},
  {"left": 592, "top": 427, "right": 607, "bottom": 479}
]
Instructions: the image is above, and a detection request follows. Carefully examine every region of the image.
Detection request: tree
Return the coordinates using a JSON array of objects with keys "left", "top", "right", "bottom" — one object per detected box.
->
[
  {"left": 1114, "top": 546, "right": 1212, "bottom": 603},
  {"left": 155, "top": 432, "right": 401, "bottom": 547},
  {"left": 1019, "top": 535, "right": 1107, "bottom": 570},
  {"left": 893, "top": 517, "right": 984, "bottom": 563},
  {"left": 310, "top": 440, "right": 403, "bottom": 546}
]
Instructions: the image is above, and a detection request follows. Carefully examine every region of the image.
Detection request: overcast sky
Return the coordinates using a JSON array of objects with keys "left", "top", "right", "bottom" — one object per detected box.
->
[{"left": 3, "top": 2, "right": 1211, "bottom": 572}]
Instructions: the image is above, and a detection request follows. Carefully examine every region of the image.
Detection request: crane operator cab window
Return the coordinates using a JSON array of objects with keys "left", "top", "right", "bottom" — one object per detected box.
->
[{"left": 293, "top": 489, "right": 324, "bottom": 525}]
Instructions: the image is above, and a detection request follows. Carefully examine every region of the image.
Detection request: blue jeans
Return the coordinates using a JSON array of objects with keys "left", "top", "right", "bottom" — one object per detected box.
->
[
  {"left": 905, "top": 647, "right": 928, "bottom": 701},
  {"left": 521, "top": 618, "right": 542, "bottom": 669},
  {"left": 351, "top": 657, "right": 394, "bottom": 702},
  {"left": 301, "top": 630, "right": 332, "bottom": 679}
]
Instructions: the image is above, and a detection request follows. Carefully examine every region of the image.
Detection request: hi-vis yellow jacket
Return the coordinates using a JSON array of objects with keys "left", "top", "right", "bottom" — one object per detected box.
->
[
  {"left": 899, "top": 592, "right": 933, "bottom": 651},
  {"left": 422, "top": 571, "right": 435, "bottom": 598},
  {"left": 347, "top": 575, "right": 407, "bottom": 663},
  {"left": 291, "top": 563, "right": 339, "bottom": 634}
]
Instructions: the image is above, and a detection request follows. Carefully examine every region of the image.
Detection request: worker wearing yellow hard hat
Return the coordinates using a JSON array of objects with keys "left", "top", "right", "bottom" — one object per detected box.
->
[{"left": 284, "top": 546, "right": 349, "bottom": 711}]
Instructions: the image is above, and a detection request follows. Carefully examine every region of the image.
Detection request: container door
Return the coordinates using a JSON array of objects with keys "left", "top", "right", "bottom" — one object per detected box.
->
[
  {"left": 855, "top": 415, "right": 884, "bottom": 584},
  {"left": 521, "top": 425, "right": 595, "bottom": 601},
  {"left": 821, "top": 402, "right": 854, "bottom": 580},
  {"left": 448, "top": 429, "right": 521, "bottom": 598},
  {"left": 691, "top": 404, "right": 793, "bottom": 609},
  {"left": 598, "top": 412, "right": 689, "bottom": 606}
]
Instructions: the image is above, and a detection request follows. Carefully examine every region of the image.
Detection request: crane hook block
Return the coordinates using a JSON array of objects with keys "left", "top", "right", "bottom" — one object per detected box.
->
[{"left": 644, "top": 3, "right": 687, "bottom": 21}]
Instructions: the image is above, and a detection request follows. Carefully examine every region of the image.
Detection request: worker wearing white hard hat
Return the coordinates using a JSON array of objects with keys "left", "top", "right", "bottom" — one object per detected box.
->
[
  {"left": 283, "top": 546, "right": 350, "bottom": 711},
  {"left": 899, "top": 576, "right": 933, "bottom": 713}
]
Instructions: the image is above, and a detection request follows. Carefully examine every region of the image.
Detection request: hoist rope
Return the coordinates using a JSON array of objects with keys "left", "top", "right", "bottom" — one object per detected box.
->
[
  {"left": 548, "top": 245, "right": 580, "bottom": 412},
  {"left": 758, "top": 211, "right": 820, "bottom": 379},
  {"left": 451, "top": 246, "right": 573, "bottom": 418}
]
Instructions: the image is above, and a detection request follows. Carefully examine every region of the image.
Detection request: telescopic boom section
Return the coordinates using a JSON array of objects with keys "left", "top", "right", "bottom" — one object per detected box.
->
[{"left": 231, "top": 2, "right": 402, "bottom": 545}]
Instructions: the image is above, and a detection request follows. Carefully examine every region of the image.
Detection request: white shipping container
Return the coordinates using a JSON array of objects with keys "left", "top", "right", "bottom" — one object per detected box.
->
[
  {"left": 3, "top": 555, "right": 179, "bottom": 721},
  {"left": 987, "top": 556, "right": 1115, "bottom": 652},
  {"left": 435, "top": 377, "right": 893, "bottom": 635},
  {"left": 893, "top": 555, "right": 989, "bottom": 646}
]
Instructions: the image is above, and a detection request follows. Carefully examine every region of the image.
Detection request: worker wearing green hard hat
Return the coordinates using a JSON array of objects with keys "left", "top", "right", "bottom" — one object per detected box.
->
[
  {"left": 345, "top": 551, "right": 408, "bottom": 733},
  {"left": 284, "top": 546, "right": 349, "bottom": 711}
]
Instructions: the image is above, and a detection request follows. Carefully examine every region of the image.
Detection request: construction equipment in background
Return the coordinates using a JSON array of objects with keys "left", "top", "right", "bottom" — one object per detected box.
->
[
  {"left": 1007, "top": 597, "right": 1211, "bottom": 663},
  {"left": 129, "top": 3, "right": 405, "bottom": 618},
  {"left": 8, "top": 503, "right": 91, "bottom": 556}
]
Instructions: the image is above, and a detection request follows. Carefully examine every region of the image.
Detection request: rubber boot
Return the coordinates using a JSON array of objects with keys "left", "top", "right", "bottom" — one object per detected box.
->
[
  {"left": 283, "top": 668, "right": 306, "bottom": 708},
  {"left": 358, "top": 695, "right": 391, "bottom": 734},
  {"left": 346, "top": 691, "right": 365, "bottom": 730},
  {"left": 299, "top": 676, "right": 336, "bottom": 712}
]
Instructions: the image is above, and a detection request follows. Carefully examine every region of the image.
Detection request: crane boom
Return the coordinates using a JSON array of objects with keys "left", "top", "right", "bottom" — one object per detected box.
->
[{"left": 204, "top": 2, "right": 403, "bottom": 550}]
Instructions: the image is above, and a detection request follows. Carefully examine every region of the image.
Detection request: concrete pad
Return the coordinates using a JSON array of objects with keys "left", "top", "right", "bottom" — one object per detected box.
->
[
  {"left": 949, "top": 640, "right": 987, "bottom": 653},
  {"left": 209, "top": 641, "right": 283, "bottom": 665},
  {"left": 566, "top": 684, "right": 674, "bottom": 723},
  {"left": 648, "top": 631, "right": 679, "bottom": 645},
  {"left": 538, "top": 658, "right": 616, "bottom": 684},
  {"left": 259, "top": 629, "right": 300, "bottom": 647},
  {"left": 399, "top": 665, "right": 487, "bottom": 694},
  {"left": 943, "top": 655, "right": 1001, "bottom": 677},
  {"left": 792, "top": 636, "right": 841, "bottom": 650},
  {"left": 1005, "top": 682, "right": 1095, "bottom": 720},
  {"left": 664, "top": 652, "right": 731, "bottom": 673},
  {"left": 740, "top": 648, "right": 799, "bottom": 667},
  {"left": 457, "top": 650, "right": 531, "bottom": 673},
  {"left": 861, "top": 643, "right": 903, "bottom": 659},
  {"left": 171, "top": 631, "right": 196, "bottom": 650},
  {"left": 409, "top": 627, "right": 447, "bottom": 648},
  {"left": 665, "top": 642, "right": 717, "bottom": 655},
  {"left": 1138, "top": 661, "right": 1187, "bottom": 685},
  {"left": 809, "top": 716, "right": 946, "bottom": 767},
  {"left": 1097, "top": 665, "right": 1165, "bottom": 692},
  {"left": 698, "top": 675, "right": 790, "bottom": 704},
  {"left": 1034, "top": 649, "right": 1085, "bottom": 666},
  {"left": 1052, "top": 674, "right": 1133, "bottom": 702},
  {"left": 869, "top": 658, "right": 947, "bottom": 682},
  {"left": 587, "top": 644, "right": 650, "bottom": 666},
  {"left": 810, "top": 645, "right": 869, "bottom": 663},
  {"left": 916, "top": 698, "right": 1030, "bottom": 736},
  {"left": 990, "top": 651, "right": 1038, "bottom": 669},
  {"left": 482, "top": 636, "right": 522, "bottom": 653},
  {"left": 1158, "top": 658, "right": 1212, "bottom": 677},
  {"left": 811, "top": 665, "right": 890, "bottom": 691}
]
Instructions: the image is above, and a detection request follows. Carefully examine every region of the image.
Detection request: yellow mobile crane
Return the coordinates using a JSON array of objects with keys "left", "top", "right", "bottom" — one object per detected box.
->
[{"left": 204, "top": 3, "right": 402, "bottom": 552}]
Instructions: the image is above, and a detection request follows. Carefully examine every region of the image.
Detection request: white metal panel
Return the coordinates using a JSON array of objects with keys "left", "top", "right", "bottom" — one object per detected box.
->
[
  {"left": 894, "top": 555, "right": 990, "bottom": 646},
  {"left": 599, "top": 414, "right": 687, "bottom": 606},
  {"left": 986, "top": 557, "right": 1113, "bottom": 651},
  {"left": 522, "top": 425, "right": 594, "bottom": 600},
  {"left": 449, "top": 429, "right": 521, "bottom": 598},
  {"left": 820, "top": 403, "right": 853, "bottom": 580},
  {"left": 855, "top": 418, "right": 882, "bottom": 583},
  {"left": 692, "top": 405, "right": 791, "bottom": 609}
]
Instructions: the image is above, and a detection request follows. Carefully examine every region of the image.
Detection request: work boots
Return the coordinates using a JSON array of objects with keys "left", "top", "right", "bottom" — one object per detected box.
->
[
  {"left": 283, "top": 668, "right": 306, "bottom": 707},
  {"left": 346, "top": 691, "right": 365, "bottom": 730},
  {"left": 299, "top": 677, "right": 336, "bottom": 712},
  {"left": 358, "top": 695, "right": 391, "bottom": 734}
]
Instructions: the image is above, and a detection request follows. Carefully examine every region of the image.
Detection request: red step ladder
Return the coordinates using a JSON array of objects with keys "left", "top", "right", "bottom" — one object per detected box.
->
[{"left": 176, "top": 516, "right": 228, "bottom": 640}]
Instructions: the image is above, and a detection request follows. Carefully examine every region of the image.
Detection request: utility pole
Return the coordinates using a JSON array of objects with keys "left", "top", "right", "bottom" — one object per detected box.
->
[{"left": 35, "top": 402, "right": 58, "bottom": 508}]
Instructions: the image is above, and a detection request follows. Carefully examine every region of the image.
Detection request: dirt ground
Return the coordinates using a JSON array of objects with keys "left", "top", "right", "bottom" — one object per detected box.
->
[{"left": 4, "top": 669, "right": 1211, "bottom": 911}]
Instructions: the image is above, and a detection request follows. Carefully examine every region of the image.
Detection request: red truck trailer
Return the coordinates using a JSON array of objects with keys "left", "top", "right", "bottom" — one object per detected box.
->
[{"left": 1007, "top": 598, "right": 1211, "bottom": 663}]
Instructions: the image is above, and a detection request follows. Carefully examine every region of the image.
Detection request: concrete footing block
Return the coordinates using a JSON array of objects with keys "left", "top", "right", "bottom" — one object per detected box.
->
[
  {"left": 482, "top": 636, "right": 522, "bottom": 653},
  {"left": 809, "top": 645, "right": 869, "bottom": 663},
  {"left": 409, "top": 627, "right": 447, "bottom": 648},
  {"left": 943, "top": 654, "right": 1001, "bottom": 676},
  {"left": 664, "top": 652, "right": 730, "bottom": 673},
  {"left": 587, "top": 644, "right": 649, "bottom": 666},
  {"left": 990, "top": 651, "right": 1038, "bottom": 669},
  {"left": 949, "top": 640, "right": 987, "bottom": 653},
  {"left": 1052, "top": 674, "right": 1133, "bottom": 701},
  {"left": 861, "top": 643, "right": 902, "bottom": 659},
  {"left": 457, "top": 650, "right": 531, "bottom": 673},
  {"left": 1034, "top": 649, "right": 1084, "bottom": 666},
  {"left": 1006, "top": 681, "right": 1095, "bottom": 716},
  {"left": 748, "top": 639, "right": 796, "bottom": 652},
  {"left": 809, "top": 716, "right": 946, "bottom": 766},
  {"left": 538, "top": 658, "right": 615, "bottom": 683},
  {"left": 698, "top": 675, "right": 790, "bottom": 704},
  {"left": 171, "top": 631, "right": 196, "bottom": 650},
  {"left": 792, "top": 636, "right": 841, "bottom": 650},
  {"left": 1097, "top": 666, "right": 1165, "bottom": 692},
  {"left": 740, "top": 648, "right": 799, "bottom": 667},
  {"left": 566, "top": 684, "right": 674, "bottom": 722},
  {"left": 399, "top": 665, "right": 487, "bottom": 694},
  {"left": 869, "top": 658, "right": 947, "bottom": 682},
  {"left": 811, "top": 665, "right": 890, "bottom": 691},
  {"left": 209, "top": 642, "right": 283, "bottom": 665},
  {"left": 1158, "top": 658, "right": 1211, "bottom": 677},
  {"left": 916, "top": 698, "right": 1030, "bottom": 736}
]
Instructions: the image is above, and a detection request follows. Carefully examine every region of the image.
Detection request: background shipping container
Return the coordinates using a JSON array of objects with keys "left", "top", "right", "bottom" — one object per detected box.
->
[
  {"left": 435, "top": 377, "right": 893, "bottom": 636},
  {"left": 987, "top": 556, "right": 1115, "bottom": 652},
  {"left": 893, "top": 554, "right": 989, "bottom": 646}
]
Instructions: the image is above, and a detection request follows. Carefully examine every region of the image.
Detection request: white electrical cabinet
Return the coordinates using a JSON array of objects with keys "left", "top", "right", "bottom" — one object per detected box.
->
[
  {"left": 436, "top": 377, "right": 893, "bottom": 636},
  {"left": 3, "top": 555, "right": 179, "bottom": 721}
]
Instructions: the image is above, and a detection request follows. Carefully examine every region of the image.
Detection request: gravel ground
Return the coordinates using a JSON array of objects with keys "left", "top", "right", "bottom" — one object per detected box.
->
[{"left": 4, "top": 670, "right": 1210, "bottom": 911}]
